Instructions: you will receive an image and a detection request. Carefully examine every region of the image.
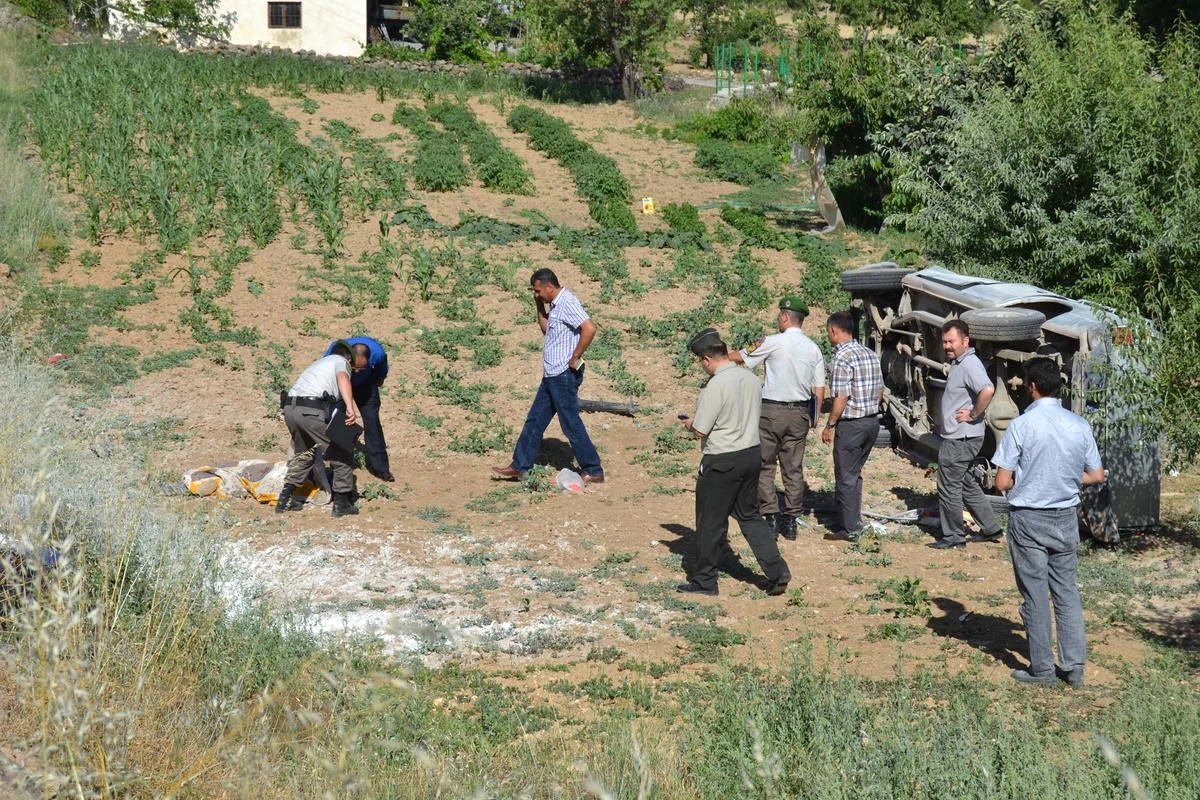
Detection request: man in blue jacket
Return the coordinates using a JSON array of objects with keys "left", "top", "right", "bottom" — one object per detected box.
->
[{"left": 325, "top": 336, "right": 393, "bottom": 482}]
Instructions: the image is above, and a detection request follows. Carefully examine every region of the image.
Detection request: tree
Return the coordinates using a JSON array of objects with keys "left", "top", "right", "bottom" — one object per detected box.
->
[
  {"left": 681, "top": 0, "right": 784, "bottom": 68},
  {"left": 521, "top": 0, "right": 677, "bottom": 100},
  {"left": 408, "top": 0, "right": 511, "bottom": 62},
  {"left": 107, "top": 0, "right": 232, "bottom": 45},
  {"left": 826, "top": 0, "right": 993, "bottom": 43}
]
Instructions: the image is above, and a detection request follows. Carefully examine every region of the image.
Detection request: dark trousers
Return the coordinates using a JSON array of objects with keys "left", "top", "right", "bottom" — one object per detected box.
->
[
  {"left": 937, "top": 436, "right": 1001, "bottom": 544},
  {"left": 758, "top": 403, "right": 811, "bottom": 515},
  {"left": 832, "top": 416, "right": 879, "bottom": 535},
  {"left": 511, "top": 366, "right": 602, "bottom": 476},
  {"left": 354, "top": 384, "right": 390, "bottom": 476},
  {"left": 691, "top": 446, "right": 789, "bottom": 590},
  {"left": 284, "top": 405, "right": 355, "bottom": 492}
]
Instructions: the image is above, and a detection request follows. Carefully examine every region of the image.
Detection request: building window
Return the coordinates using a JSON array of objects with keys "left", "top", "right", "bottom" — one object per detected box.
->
[{"left": 267, "top": 2, "right": 301, "bottom": 28}]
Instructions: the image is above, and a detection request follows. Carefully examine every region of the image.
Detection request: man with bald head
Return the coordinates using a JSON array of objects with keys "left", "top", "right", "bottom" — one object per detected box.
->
[{"left": 325, "top": 335, "right": 393, "bottom": 482}]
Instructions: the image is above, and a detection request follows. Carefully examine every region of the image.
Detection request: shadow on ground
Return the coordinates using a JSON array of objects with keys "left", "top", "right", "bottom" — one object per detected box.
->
[
  {"left": 927, "top": 597, "right": 1027, "bottom": 670},
  {"left": 659, "top": 522, "right": 764, "bottom": 588},
  {"left": 534, "top": 438, "right": 579, "bottom": 471}
]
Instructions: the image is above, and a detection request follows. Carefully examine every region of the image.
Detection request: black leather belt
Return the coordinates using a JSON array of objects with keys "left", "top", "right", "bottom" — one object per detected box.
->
[
  {"left": 762, "top": 398, "right": 810, "bottom": 407},
  {"left": 282, "top": 395, "right": 329, "bottom": 410}
]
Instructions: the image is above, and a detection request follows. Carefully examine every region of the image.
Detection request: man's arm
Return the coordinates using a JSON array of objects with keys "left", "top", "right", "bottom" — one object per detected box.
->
[
  {"left": 821, "top": 394, "right": 848, "bottom": 444},
  {"left": 1082, "top": 466, "right": 1106, "bottom": 486},
  {"left": 955, "top": 384, "right": 995, "bottom": 423},
  {"left": 337, "top": 371, "right": 357, "bottom": 426},
  {"left": 570, "top": 319, "right": 596, "bottom": 369},
  {"left": 729, "top": 350, "right": 745, "bottom": 364},
  {"left": 536, "top": 297, "right": 550, "bottom": 334},
  {"left": 375, "top": 350, "right": 389, "bottom": 386},
  {"left": 812, "top": 386, "right": 825, "bottom": 428},
  {"left": 995, "top": 467, "right": 1014, "bottom": 492}
]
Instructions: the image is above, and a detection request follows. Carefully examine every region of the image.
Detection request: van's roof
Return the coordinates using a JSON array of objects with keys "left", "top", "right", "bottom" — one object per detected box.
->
[{"left": 905, "top": 266, "right": 1109, "bottom": 337}]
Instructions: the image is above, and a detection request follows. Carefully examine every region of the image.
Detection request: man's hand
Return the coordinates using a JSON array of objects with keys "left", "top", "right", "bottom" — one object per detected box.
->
[
  {"left": 821, "top": 426, "right": 834, "bottom": 445},
  {"left": 954, "top": 407, "right": 975, "bottom": 423},
  {"left": 344, "top": 407, "right": 357, "bottom": 426}
]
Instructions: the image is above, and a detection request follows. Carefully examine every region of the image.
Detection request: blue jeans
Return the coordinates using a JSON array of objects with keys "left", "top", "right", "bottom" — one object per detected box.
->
[
  {"left": 1007, "top": 507, "right": 1086, "bottom": 677},
  {"left": 511, "top": 366, "right": 602, "bottom": 476},
  {"left": 354, "top": 384, "right": 390, "bottom": 476}
]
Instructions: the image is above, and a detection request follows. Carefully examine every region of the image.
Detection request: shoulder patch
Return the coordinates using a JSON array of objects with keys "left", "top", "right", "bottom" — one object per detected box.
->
[{"left": 745, "top": 337, "right": 766, "bottom": 354}]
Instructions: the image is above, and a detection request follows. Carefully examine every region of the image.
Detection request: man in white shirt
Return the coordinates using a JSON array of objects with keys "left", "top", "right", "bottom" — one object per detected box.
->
[
  {"left": 277, "top": 341, "right": 360, "bottom": 517},
  {"left": 733, "top": 296, "right": 825, "bottom": 540}
]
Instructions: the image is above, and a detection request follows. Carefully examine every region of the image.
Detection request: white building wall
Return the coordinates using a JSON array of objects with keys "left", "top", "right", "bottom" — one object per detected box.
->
[
  {"left": 221, "top": 0, "right": 365, "bottom": 57},
  {"left": 108, "top": 1, "right": 366, "bottom": 57}
]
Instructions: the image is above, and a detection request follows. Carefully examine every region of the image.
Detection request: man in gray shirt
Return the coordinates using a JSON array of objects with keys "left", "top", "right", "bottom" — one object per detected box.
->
[
  {"left": 993, "top": 357, "right": 1105, "bottom": 688},
  {"left": 933, "top": 320, "right": 1004, "bottom": 549},
  {"left": 676, "top": 328, "right": 791, "bottom": 597}
]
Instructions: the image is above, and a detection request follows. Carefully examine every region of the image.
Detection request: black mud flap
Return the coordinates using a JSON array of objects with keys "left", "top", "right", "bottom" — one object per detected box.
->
[{"left": 1080, "top": 482, "right": 1120, "bottom": 544}]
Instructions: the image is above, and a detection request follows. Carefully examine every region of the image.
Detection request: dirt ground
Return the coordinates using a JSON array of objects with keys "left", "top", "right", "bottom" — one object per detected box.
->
[{"left": 42, "top": 86, "right": 1174, "bottom": 697}]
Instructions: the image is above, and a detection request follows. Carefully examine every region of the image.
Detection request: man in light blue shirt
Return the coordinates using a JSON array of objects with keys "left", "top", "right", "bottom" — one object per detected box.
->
[{"left": 993, "top": 357, "right": 1106, "bottom": 689}]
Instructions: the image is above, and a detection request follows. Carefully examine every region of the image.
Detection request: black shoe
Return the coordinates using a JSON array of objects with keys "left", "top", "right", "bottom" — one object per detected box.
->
[
  {"left": 928, "top": 539, "right": 966, "bottom": 550},
  {"left": 676, "top": 581, "right": 718, "bottom": 596},
  {"left": 331, "top": 491, "right": 360, "bottom": 518},
  {"left": 970, "top": 530, "right": 1004, "bottom": 543},
  {"left": 1056, "top": 667, "right": 1085, "bottom": 689},
  {"left": 1011, "top": 669, "right": 1058, "bottom": 686},
  {"left": 780, "top": 515, "right": 798, "bottom": 541},
  {"left": 824, "top": 529, "right": 859, "bottom": 542},
  {"left": 371, "top": 471, "right": 395, "bottom": 482},
  {"left": 275, "top": 484, "right": 299, "bottom": 514},
  {"left": 760, "top": 573, "right": 791, "bottom": 597},
  {"left": 764, "top": 513, "right": 780, "bottom": 537}
]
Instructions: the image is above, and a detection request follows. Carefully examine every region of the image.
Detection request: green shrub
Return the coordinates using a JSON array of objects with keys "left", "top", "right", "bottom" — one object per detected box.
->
[
  {"left": 695, "top": 139, "right": 785, "bottom": 185},
  {"left": 508, "top": 105, "right": 636, "bottom": 232},
  {"left": 411, "top": 136, "right": 470, "bottom": 192},
  {"left": 427, "top": 101, "right": 533, "bottom": 194},
  {"left": 661, "top": 202, "right": 706, "bottom": 235}
]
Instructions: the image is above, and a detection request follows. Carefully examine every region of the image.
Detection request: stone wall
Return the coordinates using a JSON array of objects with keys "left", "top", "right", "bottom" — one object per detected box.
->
[{"left": 196, "top": 40, "right": 618, "bottom": 89}]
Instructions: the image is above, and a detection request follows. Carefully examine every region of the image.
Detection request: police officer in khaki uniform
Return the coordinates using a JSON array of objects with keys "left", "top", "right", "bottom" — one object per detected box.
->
[
  {"left": 676, "top": 328, "right": 791, "bottom": 597},
  {"left": 732, "top": 296, "right": 825, "bottom": 540}
]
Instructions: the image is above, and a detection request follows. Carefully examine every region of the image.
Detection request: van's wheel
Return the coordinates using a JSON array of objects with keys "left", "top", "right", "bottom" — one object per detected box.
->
[
  {"left": 841, "top": 263, "right": 915, "bottom": 293},
  {"left": 873, "top": 424, "right": 893, "bottom": 449},
  {"left": 960, "top": 308, "right": 1046, "bottom": 342}
]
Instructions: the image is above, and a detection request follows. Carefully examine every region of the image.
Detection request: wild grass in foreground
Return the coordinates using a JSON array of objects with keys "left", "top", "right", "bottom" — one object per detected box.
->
[{"left": 0, "top": 345, "right": 1197, "bottom": 798}]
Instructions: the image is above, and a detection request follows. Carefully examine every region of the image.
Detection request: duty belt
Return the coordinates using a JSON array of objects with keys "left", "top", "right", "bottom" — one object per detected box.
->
[
  {"left": 762, "top": 398, "right": 810, "bottom": 407},
  {"left": 281, "top": 395, "right": 330, "bottom": 410}
]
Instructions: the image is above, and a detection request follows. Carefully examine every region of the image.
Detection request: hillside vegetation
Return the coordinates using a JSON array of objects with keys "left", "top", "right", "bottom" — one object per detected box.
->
[{"left": 1, "top": 4, "right": 1200, "bottom": 798}]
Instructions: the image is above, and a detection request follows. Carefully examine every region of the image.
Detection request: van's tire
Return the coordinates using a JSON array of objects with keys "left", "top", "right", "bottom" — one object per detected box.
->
[
  {"left": 841, "top": 264, "right": 915, "bottom": 293},
  {"left": 960, "top": 308, "right": 1046, "bottom": 342},
  {"left": 873, "top": 424, "right": 892, "bottom": 449}
]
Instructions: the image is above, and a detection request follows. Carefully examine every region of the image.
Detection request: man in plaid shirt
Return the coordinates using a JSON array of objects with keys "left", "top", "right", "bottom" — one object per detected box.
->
[
  {"left": 821, "top": 311, "right": 883, "bottom": 541},
  {"left": 491, "top": 268, "right": 604, "bottom": 483}
]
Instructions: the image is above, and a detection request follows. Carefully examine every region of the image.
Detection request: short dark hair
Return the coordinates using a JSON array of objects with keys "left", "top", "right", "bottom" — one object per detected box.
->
[
  {"left": 942, "top": 319, "right": 970, "bottom": 339},
  {"left": 826, "top": 311, "right": 855, "bottom": 337},
  {"left": 530, "top": 268, "right": 559, "bottom": 287},
  {"left": 329, "top": 340, "right": 353, "bottom": 360},
  {"left": 782, "top": 309, "right": 805, "bottom": 324},
  {"left": 1024, "top": 357, "right": 1063, "bottom": 397},
  {"left": 698, "top": 342, "right": 728, "bottom": 359}
]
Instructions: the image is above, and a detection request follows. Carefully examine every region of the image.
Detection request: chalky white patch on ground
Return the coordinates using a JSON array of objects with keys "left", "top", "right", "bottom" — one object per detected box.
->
[{"left": 220, "top": 536, "right": 607, "bottom": 663}]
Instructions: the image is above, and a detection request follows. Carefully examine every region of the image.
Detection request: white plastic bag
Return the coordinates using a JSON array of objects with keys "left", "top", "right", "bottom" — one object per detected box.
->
[{"left": 555, "top": 468, "right": 584, "bottom": 493}]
